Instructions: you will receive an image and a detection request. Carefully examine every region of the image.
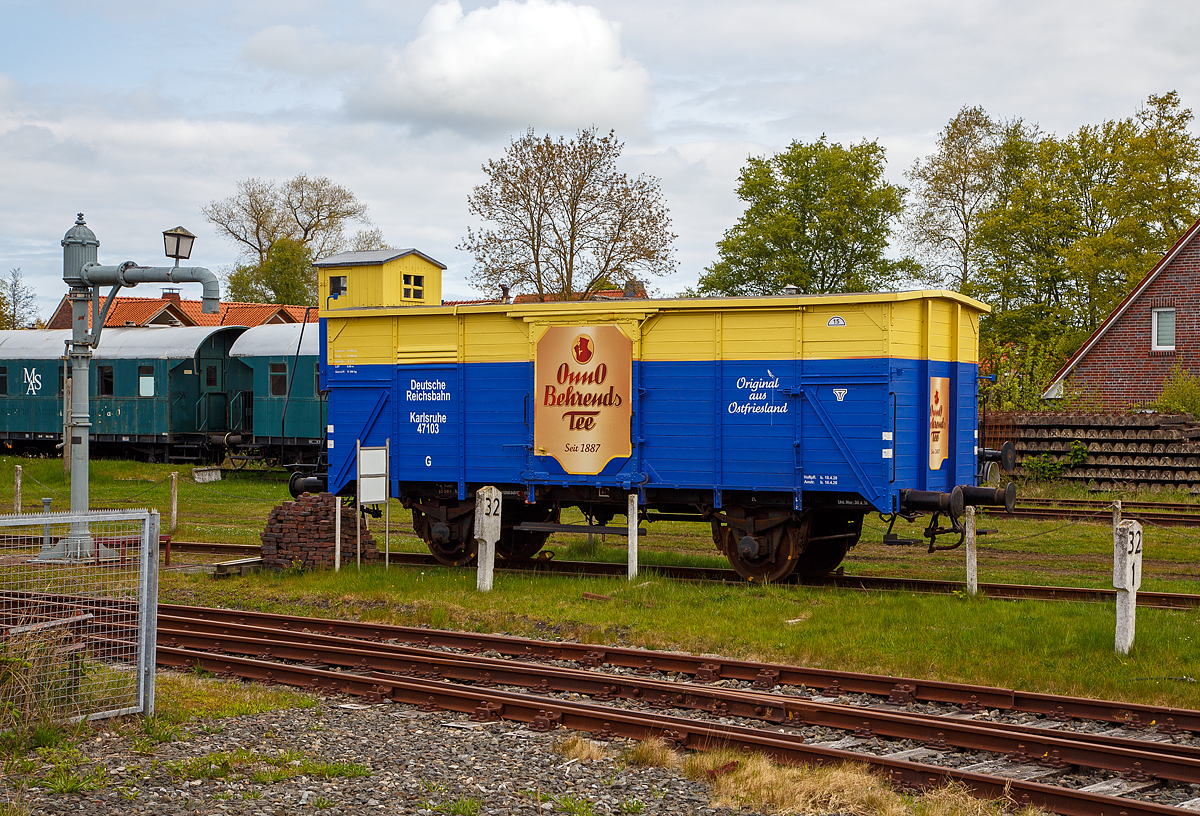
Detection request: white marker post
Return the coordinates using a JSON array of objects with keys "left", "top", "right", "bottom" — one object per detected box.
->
[
  {"left": 13, "top": 465, "right": 21, "bottom": 514},
  {"left": 475, "top": 486, "right": 501, "bottom": 591},
  {"left": 334, "top": 499, "right": 342, "bottom": 572},
  {"left": 964, "top": 505, "right": 977, "bottom": 596},
  {"left": 1113, "top": 518, "right": 1143, "bottom": 655},
  {"left": 627, "top": 492, "right": 639, "bottom": 580}
]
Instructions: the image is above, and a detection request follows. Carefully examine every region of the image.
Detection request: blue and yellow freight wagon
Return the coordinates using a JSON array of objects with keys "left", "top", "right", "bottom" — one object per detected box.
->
[{"left": 317, "top": 253, "right": 1009, "bottom": 580}]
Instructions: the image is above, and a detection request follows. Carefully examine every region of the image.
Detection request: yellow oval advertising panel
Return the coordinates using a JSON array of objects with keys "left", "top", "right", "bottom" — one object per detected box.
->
[
  {"left": 535, "top": 324, "right": 632, "bottom": 475},
  {"left": 929, "top": 376, "right": 950, "bottom": 471}
]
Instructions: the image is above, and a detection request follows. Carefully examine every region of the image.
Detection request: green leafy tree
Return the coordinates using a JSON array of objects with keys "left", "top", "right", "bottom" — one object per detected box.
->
[
  {"left": 460, "top": 128, "right": 677, "bottom": 301},
  {"left": 697, "top": 137, "right": 910, "bottom": 296},
  {"left": 224, "top": 238, "right": 316, "bottom": 305},
  {"left": 904, "top": 106, "right": 1005, "bottom": 293}
]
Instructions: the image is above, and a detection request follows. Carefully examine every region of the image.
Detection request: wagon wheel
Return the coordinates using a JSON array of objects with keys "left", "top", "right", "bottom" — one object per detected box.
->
[
  {"left": 728, "top": 515, "right": 808, "bottom": 583},
  {"left": 426, "top": 538, "right": 477, "bottom": 567},
  {"left": 795, "top": 510, "right": 863, "bottom": 577}
]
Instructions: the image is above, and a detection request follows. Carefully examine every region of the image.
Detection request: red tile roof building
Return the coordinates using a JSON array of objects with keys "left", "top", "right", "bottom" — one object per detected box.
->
[
  {"left": 1043, "top": 217, "right": 1200, "bottom": 408},
  {"left": 46, "top": 292, "right": 318, "bottom": 330}
]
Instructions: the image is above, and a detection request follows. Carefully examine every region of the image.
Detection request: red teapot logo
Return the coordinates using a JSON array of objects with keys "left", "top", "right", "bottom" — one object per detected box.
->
[{"left": 572, "top": 335, "right": 594, "bottom": 364}]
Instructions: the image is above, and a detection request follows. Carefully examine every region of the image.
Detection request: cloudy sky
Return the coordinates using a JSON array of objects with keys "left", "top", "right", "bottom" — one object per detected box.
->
[{"left": 3, "top": 0, "right": 1199, "bottom": 316}]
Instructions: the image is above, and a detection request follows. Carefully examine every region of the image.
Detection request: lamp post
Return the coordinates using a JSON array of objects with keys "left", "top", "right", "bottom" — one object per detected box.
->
[
  {"left": 163, "top": 226, "right": 195, "bottom": 267},
  {"left": 41, "top": 215, "right": 221, "bottom": 561}
]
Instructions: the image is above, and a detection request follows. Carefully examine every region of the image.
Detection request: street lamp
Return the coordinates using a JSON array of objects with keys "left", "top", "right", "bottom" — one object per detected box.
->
[{"left": 162, "top": 226, "right": 196, "bottom": 267}]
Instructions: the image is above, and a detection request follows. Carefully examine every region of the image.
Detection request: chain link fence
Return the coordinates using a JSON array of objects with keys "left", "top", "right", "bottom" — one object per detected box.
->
[{"left": 0, "top": 508, "right": 158, "bottom": 727}]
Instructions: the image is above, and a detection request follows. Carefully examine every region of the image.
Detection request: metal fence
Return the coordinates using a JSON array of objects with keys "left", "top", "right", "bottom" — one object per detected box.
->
[{"left": 0, "top": 508, "right": 158, "bottom": 726}]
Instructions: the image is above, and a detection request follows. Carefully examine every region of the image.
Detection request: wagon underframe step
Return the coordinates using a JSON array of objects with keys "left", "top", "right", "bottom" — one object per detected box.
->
[{"left": 512, "top": 522, "right": 644, "bottom": 536}]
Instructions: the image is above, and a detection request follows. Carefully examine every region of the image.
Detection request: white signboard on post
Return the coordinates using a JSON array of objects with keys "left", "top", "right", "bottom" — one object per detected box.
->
[
  {"left": 1113, "top": 519, "right": 1143, "bottom": 655},
  {"left": 356, "top": 441, "right": 390, "bottom": 570},
  {"left": 475, "top": 486, "right": 502, "bottom": 592}
]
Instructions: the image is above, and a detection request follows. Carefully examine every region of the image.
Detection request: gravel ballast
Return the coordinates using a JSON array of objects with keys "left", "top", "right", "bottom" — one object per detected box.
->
[{"left": 11, "top": 693, "right": 751, "bottom": 816}]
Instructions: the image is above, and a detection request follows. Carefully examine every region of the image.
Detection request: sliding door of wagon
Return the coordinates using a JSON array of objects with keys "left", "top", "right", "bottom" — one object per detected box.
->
[
  {"left": 797, "top": 360, "right": 891, "bottom": 511},
  {"left": 795, "top": 302, "right": 894, "bottom": 511}
]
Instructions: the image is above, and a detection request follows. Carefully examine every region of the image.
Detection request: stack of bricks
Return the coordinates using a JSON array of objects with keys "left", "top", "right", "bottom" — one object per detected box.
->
[{"left": 261, "top": 492, "right": 380, "bottom": 569}]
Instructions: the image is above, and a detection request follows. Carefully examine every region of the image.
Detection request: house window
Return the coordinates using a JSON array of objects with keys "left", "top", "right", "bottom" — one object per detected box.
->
[
  {"left": 138, "top": 365, "right": 155, "bottom": 397},
  {"left": 270, "top": 362, "right": 288, "bottom": 396},
  {"left": 403, "top": 274, "right": 424, "bottom": 300},
  {"left": 97, "top": 365, "right": 114, "bottom": 396},
  {"left": 1153, "top": 308, "right": 1176, "bottom": 351},
  {"left": 330, "top": 275, "right": 347, "bottom": 297}
]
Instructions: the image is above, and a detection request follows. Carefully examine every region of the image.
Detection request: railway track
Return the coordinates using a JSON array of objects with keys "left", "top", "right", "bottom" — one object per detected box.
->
[
  {"left": 155, "top": 603, "right": 1200, "bottom": 815},
  {"left": 997, "top": 499, "right": 1200, "bottom": 527}
]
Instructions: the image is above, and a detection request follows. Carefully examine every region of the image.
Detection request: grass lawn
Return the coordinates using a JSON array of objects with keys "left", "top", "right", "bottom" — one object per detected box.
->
[{"left": 3, "top": 455, "right": 1199, "bottom": 711}]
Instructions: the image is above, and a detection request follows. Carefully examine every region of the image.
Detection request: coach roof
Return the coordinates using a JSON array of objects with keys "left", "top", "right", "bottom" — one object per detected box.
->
[
  {"left": 0, "top": 326, "right": 246, "bottom": 360},
  {"left": 229, "top": 322, "right": 320, "bottom": 358}
]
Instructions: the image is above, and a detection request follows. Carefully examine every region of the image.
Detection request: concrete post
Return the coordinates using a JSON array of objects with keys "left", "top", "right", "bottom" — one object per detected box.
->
[
  {"left": 965, "top": 505, "right": 977, "bottom": 596},
  {"left": 1114, "top": 519, "right": 1143, "bottom": 655},
  {"left": 627, "top": 492, "right": 639, "bottom": 580},
  {"left": 475, "top": 486, "right": 501, "bottom": 592},
  {"left": 13, "top": 465, "right": 20, "bottom": 514}
]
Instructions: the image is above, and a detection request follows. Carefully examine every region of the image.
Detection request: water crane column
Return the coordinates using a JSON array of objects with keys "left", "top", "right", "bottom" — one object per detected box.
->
[{"left": 41, "top": 214, "right": 221, "bottom": 560}]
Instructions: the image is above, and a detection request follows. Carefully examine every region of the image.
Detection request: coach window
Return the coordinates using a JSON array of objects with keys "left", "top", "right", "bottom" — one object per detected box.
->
[
  {"left": 97, "top": 365, "right": 114, "bottom": 396},
  {"left": 138, "top": 365, "right": 155, "bottom": 397},
  {"left": 205, "top": 366, "right": 218, "bottom": 388},
  {"left": 330, "top": 275, "right": 347, "bottom": 297},
  {"left": 0, "top": 367, "right": 6, "bottom": 396},
  {"left": 270, "top": 362, "right": 287, "bottom": 396},
  {"left": 1153, "top": 308, "right": 1176, "bottom": 351},
  {"left": 403, "top": 274, "right": 424, "bottom": 300}
]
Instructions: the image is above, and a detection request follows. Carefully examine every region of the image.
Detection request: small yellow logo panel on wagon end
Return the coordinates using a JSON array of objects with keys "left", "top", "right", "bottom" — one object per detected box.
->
[
  {"left": 535, "top": 325, "right": 632, "bottom": 475},
  {"left": 929, "top": 376, "right": 950, "bottom": 470}
]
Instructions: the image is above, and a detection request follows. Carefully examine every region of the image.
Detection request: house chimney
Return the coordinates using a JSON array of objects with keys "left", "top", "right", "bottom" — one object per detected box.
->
[
  {"left": 161, "top": 287, "right": 182, "bottom": 304},
  {"left": 500, "top": 284, "right": 512, "bottom": 305}
]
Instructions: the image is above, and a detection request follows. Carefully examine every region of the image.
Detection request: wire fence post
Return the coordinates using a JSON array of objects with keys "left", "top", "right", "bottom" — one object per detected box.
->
[
  {"left": 169, "top": 472, "right": 178, "bottom": 534},
  {"left": 965, "top": 505, "right": 977, "bottom": 596},
  {"left": 13, "top": 465, "right": 21, "bottom": 514}
]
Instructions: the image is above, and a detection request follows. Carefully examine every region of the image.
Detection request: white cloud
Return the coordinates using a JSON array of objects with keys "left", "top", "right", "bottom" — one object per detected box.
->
[{"left": 345, "top": 0, "right": 651, "bottom": 135}]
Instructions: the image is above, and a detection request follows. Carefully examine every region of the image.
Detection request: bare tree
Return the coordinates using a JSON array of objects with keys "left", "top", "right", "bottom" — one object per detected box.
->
[
  {"left": 0, "top": 268, "right": 38, "bottom": 329},
  {"left": 459, "top": 128, "right": 677, "bottom": 300},
  {"left": 202, "top": 174, "right": 372, "bottom": 265}
]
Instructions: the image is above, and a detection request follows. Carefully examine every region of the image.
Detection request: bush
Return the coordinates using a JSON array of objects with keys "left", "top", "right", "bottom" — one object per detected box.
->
[{"left": 1154, "top": 364, "right": 1200, "bottom": 417}]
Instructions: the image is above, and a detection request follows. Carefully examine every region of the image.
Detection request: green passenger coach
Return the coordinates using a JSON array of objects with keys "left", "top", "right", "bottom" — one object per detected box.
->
[{"left": 0, "top": 326, "right": 247, "bottom": 462}]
